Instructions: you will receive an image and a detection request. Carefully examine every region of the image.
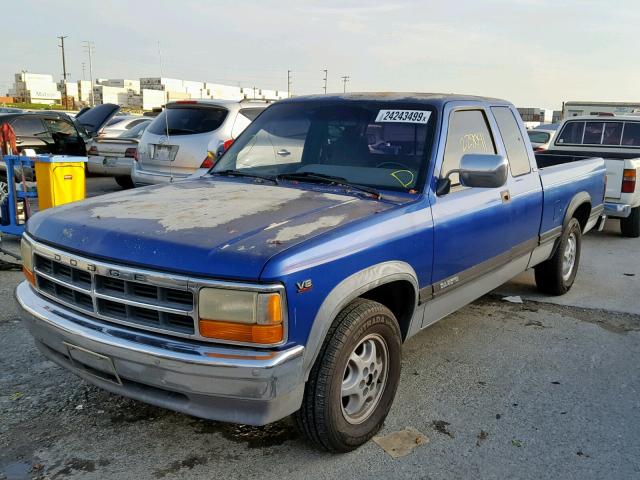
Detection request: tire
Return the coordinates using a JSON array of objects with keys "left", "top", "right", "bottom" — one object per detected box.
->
[
  {"left": 534, "top": 217, "right": 582, "bottom": 295},
  {"left": 295, "top": 298, "right": 402, "bottom": 452},
  {"left": 620, "top": 207, "right": 640, "bottom": 238},
  {"left": 115, "top": 175, "right": 135, "bottom": 189}
]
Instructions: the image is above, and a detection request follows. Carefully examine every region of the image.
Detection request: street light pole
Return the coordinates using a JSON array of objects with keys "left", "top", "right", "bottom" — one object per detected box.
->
[{"left": 323, "top": 69, "right": 327, "bottom": 94}]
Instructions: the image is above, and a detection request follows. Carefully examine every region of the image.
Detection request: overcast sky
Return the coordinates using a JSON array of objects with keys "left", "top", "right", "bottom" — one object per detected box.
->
[{"left": 5, "top": 0, "right": 639, "bottom": 109}]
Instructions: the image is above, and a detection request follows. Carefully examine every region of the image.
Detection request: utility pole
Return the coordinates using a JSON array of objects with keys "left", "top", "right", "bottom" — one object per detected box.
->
[
  {"left": 58, "top": 35, "right": 68, "bottom": 108},
  {"left": 287, "top": 69, "right": 292, "bottom": 97},
  {"left": 323, "top": 69, "right": 328, "bottom": 94},
  {"left": 341, "top": 75, "right": 350, "bottom": 93},
  {"left": 82, "top": 41, "right": 95, "bottom": 106},
  {"left": 81, "top": 62, "right": 86, "bottom": 80}
]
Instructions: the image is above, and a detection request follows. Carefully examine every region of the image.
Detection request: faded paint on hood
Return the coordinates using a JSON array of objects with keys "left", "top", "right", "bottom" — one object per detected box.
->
[{"left": 26, "top": 179, "right": 399, "bottom": 280}]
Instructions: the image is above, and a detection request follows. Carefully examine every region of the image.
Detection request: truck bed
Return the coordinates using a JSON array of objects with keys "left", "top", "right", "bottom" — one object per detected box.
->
[{"left": 537, "top": 158, "right": 606, "bottom": 234}]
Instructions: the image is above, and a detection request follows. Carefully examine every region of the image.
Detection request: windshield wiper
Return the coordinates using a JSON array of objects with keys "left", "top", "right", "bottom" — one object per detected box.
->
[
  {"left": 277, "top": 172, "right": 381, "bottom": 199},
  {"left": 211, "top": 169, "right": 278, "bottom": 184}
]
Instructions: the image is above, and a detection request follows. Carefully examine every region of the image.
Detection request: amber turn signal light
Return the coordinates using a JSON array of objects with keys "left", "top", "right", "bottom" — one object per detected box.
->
[
  {"left": 199, "top": 320, "right": 283, "bottom": 344},
  {"left": 23, "top": 266, "right": 35, "bottom": 286}
]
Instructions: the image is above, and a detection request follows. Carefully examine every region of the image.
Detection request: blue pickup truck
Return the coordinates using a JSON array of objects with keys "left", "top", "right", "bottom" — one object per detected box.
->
[{"left": 16, "top": 93, "right": 606, "bottom": 452}]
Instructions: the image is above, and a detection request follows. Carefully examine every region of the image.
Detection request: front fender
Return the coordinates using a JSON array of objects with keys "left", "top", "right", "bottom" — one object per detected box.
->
[{"left": 301, "top": 261, "right": 418, "bottom": 379}]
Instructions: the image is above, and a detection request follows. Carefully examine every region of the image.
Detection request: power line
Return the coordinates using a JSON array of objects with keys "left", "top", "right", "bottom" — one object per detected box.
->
[
  {"left": 341, "top": 75, "right": 350, "bottom": 93},
  {"left": 323, "top": 69, "right": 327, "bottom": 94}
]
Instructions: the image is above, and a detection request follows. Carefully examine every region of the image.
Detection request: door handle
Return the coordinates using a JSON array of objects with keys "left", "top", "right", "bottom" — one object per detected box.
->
[
  {"left": 276, "top": 149, "right": 291, "bottom": 156},
  {"left": 501, "top": 189, "right": 511, "bottom": 203}
]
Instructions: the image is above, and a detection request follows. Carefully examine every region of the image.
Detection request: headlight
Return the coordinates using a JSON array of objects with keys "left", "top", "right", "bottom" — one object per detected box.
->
[
  {"left": 198, "top": 288, "right": 284, "bottom": 345},
  {"left": 20, "top": 237, "right": 35, "bottom": 285}
]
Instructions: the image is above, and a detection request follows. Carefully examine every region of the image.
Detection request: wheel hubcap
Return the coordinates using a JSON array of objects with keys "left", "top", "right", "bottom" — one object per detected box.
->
[
  {"left": 340, "top": 333, "right": 389, "bottom": 424},
  {"left": 562, "top": 233, "right": 577, "bottom": 281}
]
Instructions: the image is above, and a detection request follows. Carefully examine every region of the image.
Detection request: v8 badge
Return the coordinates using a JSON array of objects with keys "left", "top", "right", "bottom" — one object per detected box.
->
[{"left": 296, "top": 279, "right": 313, "bottom": 293}]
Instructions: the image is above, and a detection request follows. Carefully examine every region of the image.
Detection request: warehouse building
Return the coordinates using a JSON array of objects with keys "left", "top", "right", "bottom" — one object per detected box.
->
[
  {"left": 563, "top": 101, "right": 640, "bottom": 118},
  {"left": 9, "top": 72, "right": 61, "bottom": 105}
]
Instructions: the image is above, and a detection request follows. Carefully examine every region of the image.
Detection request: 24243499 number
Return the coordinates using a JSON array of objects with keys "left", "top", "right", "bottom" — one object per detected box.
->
[{"left": 375, "top": 110, "right": 431, "bottom": 124}]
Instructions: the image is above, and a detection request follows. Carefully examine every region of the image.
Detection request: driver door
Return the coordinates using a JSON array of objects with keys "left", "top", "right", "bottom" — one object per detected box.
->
[{"left": 425, "top": 106, "right": 514, "bottom": 326}]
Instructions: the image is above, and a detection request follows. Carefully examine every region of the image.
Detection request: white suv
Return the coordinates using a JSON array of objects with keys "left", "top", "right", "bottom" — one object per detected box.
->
[{"left": 132, "top": 99, "right": 268, "bottom": 185}]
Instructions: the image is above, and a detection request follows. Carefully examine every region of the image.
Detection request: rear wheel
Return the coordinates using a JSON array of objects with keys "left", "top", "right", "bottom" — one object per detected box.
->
[
  {"left": 295, "top": 298, "right": 402, "bottom": 452},
  {"left": 115, "top": 175, "right": 135, "bottom": 189},
  {"left": 620, "top": 207, "right": 640, "bottom": 238},
  {"left": 535, "top": 217, "right": 582, "bottom": 295}
]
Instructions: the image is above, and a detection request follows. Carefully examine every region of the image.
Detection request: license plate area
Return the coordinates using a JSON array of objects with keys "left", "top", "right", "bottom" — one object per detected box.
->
[
  {"left": 151, "top": 144, "right": 178, "bottom": 161},
  {"left": 64, "top": 342, "right": 122, "bottom": 386}
]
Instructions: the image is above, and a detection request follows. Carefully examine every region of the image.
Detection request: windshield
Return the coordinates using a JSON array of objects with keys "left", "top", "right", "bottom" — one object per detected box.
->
[
  {"left": 119, "top": 120, "right": 151, "bottom": 138},
  {"left": 147, "top": 105, "right": 228, "bottom": 136},
  {"left": 213, "top": 101, "right": 435, "bottom": 192}
]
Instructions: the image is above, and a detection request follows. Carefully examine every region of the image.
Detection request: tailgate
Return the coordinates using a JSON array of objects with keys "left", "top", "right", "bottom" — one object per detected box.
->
[{"left": 604, "top": 159, "right": 624, "bottom": 199}]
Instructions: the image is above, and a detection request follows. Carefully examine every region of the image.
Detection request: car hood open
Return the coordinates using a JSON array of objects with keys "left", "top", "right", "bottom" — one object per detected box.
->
[{"left": 26, "top": 179, "right": 399, "bottom": 280}]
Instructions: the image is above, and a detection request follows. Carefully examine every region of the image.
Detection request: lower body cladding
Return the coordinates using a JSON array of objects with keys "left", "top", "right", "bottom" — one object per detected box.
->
[{"left": 15, "top": 281, "right": 305, "bottom": 426}]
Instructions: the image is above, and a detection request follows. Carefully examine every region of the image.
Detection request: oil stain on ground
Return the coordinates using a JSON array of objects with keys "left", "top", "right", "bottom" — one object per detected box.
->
[{"left": 191, "top": 418, "right": 299, "bottom": 449}]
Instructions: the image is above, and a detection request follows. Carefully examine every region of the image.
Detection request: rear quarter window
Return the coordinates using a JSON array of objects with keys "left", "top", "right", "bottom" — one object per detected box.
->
[
  {"left": 528, "top": 131, "right": 551, "bottom": 144},
  {"left": 491, "top": 106, "right": 531, "bottom": 177}
]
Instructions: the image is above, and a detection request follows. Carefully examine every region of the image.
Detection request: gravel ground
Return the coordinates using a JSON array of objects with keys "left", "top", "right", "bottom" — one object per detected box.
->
[{"left": 1, "top": 179, "right": 639, "bottom": 479}]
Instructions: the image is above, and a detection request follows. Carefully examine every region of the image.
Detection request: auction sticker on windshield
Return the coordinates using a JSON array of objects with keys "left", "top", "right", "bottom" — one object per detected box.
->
[{"left": 375, "top": 110, "right": 431, "bottom": 124}]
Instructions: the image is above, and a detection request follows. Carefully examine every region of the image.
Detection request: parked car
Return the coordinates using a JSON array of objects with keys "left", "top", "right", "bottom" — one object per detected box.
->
[
  {"left": 527, "top": 126, "right": 557, "bottom": 151},
  {"left": 99, "top": 115, "right": 150, "bottom": 138},
  {"left": 132, "top": 99, "right": 268, "bottom": 185},
  {"left": 17, "top": 93, "right": 605, "bottom": 453},
  {"left": 87, "top": 119, "right": 152, "bottom": 189},
  {"left": 536, "top": 115, "right": 640, "bottom": 237},
  {"left": 0, "top": 104, "right": 120, "bottom": 181}
]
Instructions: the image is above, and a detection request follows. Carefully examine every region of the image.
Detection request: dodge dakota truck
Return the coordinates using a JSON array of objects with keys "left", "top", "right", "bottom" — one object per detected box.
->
[
  {"left": 16, "top": 93, "right": 606, "bottom": 452},
  {"left": 536, "top": 115, "right": 640, "bottom": 237}
]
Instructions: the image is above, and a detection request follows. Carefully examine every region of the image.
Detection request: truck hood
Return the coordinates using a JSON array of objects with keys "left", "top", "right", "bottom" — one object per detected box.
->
[{"left": 26, "top": 179, "right": 399, "bottom": 280}]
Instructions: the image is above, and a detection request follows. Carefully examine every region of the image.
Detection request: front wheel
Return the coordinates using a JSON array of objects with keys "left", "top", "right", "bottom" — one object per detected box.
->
[
  {"left": 535, "top": 217, "right": 582, "bottom": 295},
  {"left": 620, "top": 207, "right": 640, "bottom": 238},
  {"left": 295, "top": 298, "right": 402, "bottom": 452}
]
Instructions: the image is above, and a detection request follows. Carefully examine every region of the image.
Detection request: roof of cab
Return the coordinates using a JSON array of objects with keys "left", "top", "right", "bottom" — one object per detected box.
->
[{"left": 279, "top": 92, "right": 512, "bottom": 107}]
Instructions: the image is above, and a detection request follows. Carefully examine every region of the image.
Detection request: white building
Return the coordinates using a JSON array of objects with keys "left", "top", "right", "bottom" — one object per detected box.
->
[
  {"left": 93, "top": 85, "right": 130, "bottom": 107},
  {"left": 563, "top": 101, "right": 640, "bottom": 119},
  {"left": 97, "top": 78, "right": 140, "bottom": 94},
  {"left": 9, "top": 72, "right": 61, "bottom": 105}
]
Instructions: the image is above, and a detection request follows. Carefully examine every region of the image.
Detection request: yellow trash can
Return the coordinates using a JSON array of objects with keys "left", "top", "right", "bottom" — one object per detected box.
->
[{"left": 34, "top": 155, "right": 87, "bottom": 210}]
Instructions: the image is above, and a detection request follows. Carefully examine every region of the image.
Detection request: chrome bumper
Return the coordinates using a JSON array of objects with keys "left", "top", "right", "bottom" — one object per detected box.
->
[
  {"left": 15, "top": 281, "right": 305, "bottom": 425},
  {"left": 604, "top": 202, "right": 632, "bottom": 218}
]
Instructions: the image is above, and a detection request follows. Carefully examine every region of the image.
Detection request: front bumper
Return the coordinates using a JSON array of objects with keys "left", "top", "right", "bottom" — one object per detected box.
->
[
  {"left": 15, "top": 281, "right": 305, "bottom": 425},
  {"left": 604, "top": 202, "right": 632, "bottom": 218}
]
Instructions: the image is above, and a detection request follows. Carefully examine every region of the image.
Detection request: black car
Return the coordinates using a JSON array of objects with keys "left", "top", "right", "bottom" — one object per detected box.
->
[{"left": 0, "top": 104, "right": 120, "bottom": 180}]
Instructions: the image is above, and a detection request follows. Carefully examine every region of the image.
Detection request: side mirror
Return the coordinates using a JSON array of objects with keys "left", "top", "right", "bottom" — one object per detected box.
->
[{"left": 439, "top": 154, "right": 508, "bottom": 195}]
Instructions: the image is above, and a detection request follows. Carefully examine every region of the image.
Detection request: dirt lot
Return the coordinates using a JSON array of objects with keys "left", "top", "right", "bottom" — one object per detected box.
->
[{"left": 1, "top": 179, "right": 639, "bottom": 479}]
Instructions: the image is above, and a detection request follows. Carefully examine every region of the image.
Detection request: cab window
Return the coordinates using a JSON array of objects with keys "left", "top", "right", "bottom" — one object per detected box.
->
[{"left": 441, "top": 109, "right": 496, "bottom": 186}]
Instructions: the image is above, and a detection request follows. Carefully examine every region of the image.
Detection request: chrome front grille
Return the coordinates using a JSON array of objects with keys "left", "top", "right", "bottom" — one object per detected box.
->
[{"left": 33, "top": 253, "right": 196, "bottom": 335}]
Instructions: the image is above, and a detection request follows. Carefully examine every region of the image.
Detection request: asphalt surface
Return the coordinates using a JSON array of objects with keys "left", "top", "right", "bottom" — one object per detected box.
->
[{"left": 1, "top": 179, "right": 639, "bottom": 479}]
